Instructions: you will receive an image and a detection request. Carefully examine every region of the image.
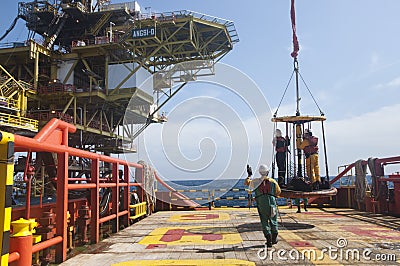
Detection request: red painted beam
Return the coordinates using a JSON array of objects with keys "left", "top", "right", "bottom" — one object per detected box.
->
[
  {"left": 32, "top": 236, "right": 63, "bottom": 253},
  {"left": 55, "top": 152, "right": 68, "bottom": 263},
  {"left": 8, "top": 252, "right": 20, "bottom": 263},
  {"left": 90, "top": 159, "right": 100, "bottom": 244},
  {"left": 99, "top": 214, "right": 117, "bottom": 224}
]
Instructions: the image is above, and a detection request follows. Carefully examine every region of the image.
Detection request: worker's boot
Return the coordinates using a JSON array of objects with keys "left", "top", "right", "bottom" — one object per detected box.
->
[
  {"left": 304, "top": 204, "right": 308, "bottom": 212},
  {"left": 278, "top": 176, "right": 286, "bottom": 188},
  {"left": 266, "top": 234, "right": 272, "bottom": 247},
  {"left": 297, "top": 205, "right": 301, "bottom": 213},
  {"left": 272, "top": 232, "right": 278, "bottom": 244}
]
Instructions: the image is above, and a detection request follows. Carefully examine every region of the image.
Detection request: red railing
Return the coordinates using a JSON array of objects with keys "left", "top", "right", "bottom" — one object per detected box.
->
[{"left": 12, "top": 118, "right": 144, "bottom": 263}]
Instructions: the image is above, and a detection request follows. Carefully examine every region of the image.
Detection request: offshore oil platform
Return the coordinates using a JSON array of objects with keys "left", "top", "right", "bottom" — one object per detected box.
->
[{"left": 0, "top": 0, "right": 238, "bottom": 264}]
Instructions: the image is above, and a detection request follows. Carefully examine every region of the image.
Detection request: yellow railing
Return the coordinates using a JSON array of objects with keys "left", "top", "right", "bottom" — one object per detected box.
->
[
  {"left": 129, "top": 202, "right": 147, "bottom": 220},
  {"left": 0, "top": 113, "right": 38, "bottom": 132},
  {"left": 0, "top": 98, "right": 19, "bottom": 111}
]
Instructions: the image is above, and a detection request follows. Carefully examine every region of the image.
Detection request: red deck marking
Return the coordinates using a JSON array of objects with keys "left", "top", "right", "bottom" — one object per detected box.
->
[
  {"left": 301, "top": 212, "right": 343, "bottom": 218},
  {"left": 341, "top": 226, "right": 400, "bottom": 240},
  {"left": 146, "top": 244, "right": 167, "bottom": 249},
  {"left": 180, "top": 214, "right": 219, "bottom": 220},
  {"left": 201, "top": 233, "right": 223, "bottom": 241},
  {"left": 160, "top": 228, "right": 223, "bottom": 242},
  {"left": 288, "top": 241, "right": 313, "bottom": 248},
  {"left": 160, "top": 229, "right": 186, "bottom": 242}
]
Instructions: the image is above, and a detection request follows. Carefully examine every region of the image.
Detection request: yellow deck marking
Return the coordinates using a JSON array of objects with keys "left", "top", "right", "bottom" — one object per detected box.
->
[
  {"left": 169, "top": 212, "right": 230, "bottom": 222},
  {"left": 139, "top": 226, "right": 242, "bottom": 246},
  {"left": 113, "top": 259, "right": 255, "bottom": 266}
]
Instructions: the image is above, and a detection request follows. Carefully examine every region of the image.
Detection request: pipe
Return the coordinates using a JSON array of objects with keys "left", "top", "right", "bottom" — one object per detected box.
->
[
  {"left": 8, "top": 252, "right": 20, "bottom": 263},
  {"left": 329, "top": 162, "right": 358, "bottom": 185},
  {"left": 15, "top": 134, "right": 142, "bottom": 168},
  {"left": 15, "top": 118, "right": 143, "bottom": 167},
  {"left": 321, "top": 120, "right": 329, "bottom": 181},
  {"left": 67, "top": 183, "right": 129, "bottom": 190},
  {"left": 117, "top": 210, "right": 128, "bottom": 217},
  {"left": 154, "top": 172, "right": 198, "bottom": 208},
  {"left": 99, "top": 183, "right": 116, "bottom": 188},
  {"left": 33, "top": 118, "right": 76, "bottom": 143},
  {"left": 26, "top": 175, "right": 32, "bottom": 219},
  {"left": 67, "top": 178, "right": 93, "bottom": 181},
  {"left": 99, "top": 214, "right": 117, "bottom": 224},
  {"left": 10, "top": 234, "right": 32, "bottom": 266},
  {"left": 32, "top": 236, "right": 63, "bottom": 253},
  {"left": 68, "top": 183, "right": 96, "bottom": 190}
]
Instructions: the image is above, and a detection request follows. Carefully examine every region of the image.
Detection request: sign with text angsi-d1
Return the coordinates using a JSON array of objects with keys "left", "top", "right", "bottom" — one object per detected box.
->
[{"left": 132, "top": 27, "right": 156, "bottom": 39}]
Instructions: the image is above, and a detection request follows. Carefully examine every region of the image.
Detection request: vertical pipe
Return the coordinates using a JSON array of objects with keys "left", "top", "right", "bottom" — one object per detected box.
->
[
  {"left": 294, "top": 58, "right": 300, "bottom": 116},
  {"left": 73, "top": 97, "right": 77, "bottom": 125},
  {"left": 285, "top": 122, "right": 289, "bottom": 183},
  {"left": 25, "top": 176, "right": 32, "bottom": 219},
  {"left": 55, "top": 152, "right": 68, "bottom": 263},
  {"left": 292, "top": 123, "right": 296, "bottom": 178},
  {"left": 105, "top": 55, "right": 109, "bottom": 95},
  {"left": 321, "top": 120, "right": 329, "bottom": 181},
  {"left": 83, "top": 103, "right": 87, "bottom": 129},
  {"left": 111, "top": 163, "right": 119, "bottom": 233},
  {"left": 34, "top": 53, "right": 39, "bottom": 90},
  {"left": 10, "top": 234, "right": 32, "bottom": 266},
  {"left": 23, "top": 152, "right": 32, "bottom": 219},
  {"left": 123, "top": 165, "right": 129, "bottom": 227},
  {"left": 90, "top": 159, "right": 99, "bottom": 244}
]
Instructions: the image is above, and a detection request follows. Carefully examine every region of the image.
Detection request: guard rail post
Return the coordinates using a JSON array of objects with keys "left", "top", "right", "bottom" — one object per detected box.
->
[{"left": 0, "top": 132, "right": 14, "bottom": 265}]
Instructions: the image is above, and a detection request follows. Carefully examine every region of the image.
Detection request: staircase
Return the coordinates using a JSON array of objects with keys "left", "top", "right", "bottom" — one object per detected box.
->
[
  {"left": 89, "top": 12, "right": 112, "bottom": 36},
  {"left": 0, "top": 64, "right": 38, "bottom": 131},
  {"left": 46, "top": 12, "right": 68, "bottom": 50}
]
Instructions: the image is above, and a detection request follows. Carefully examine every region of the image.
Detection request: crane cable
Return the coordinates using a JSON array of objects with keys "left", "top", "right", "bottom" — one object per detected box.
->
[{"left": 0, "top": 16, "right": 20, "bottom": 42}]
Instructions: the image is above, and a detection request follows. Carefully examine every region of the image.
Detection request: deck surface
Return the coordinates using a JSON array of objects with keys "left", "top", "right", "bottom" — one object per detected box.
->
[{"left": 61, "top": 207, "right": 400, "bottom": 265}]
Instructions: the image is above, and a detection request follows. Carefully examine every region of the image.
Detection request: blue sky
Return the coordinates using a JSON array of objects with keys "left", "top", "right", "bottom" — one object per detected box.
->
[{"left": 2, "top": 1, "right": 400, "bottom": 180}]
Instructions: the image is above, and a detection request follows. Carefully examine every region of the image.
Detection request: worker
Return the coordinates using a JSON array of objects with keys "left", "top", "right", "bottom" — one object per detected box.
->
[
  {"left": 245, "top": 165, "right": 254, "bottom": 208},
  {"left": 298, "top": 129, "right": 321, "bottom": 190},
  {"left": 273, "top": 129, "right": 290, "bottom": 187},
  {"left": 245, "top": 164, "right": 281, "bottom": 247},
  {"left": 294, "top": 198, "right": 308, "bottom": 213}
]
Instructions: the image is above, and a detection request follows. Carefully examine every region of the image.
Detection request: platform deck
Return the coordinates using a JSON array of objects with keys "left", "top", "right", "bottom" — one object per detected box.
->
[{"left": 60, "top": 207, "right": 400, "bottom": 265}]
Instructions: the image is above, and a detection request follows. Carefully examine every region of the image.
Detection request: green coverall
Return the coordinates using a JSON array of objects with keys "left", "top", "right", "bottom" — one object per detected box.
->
[
  {"left": 294, "top": 198, "right": 308, "bottom": 212},
  {"left": 253, "top": 176, "right": 281, "bottom": 238}
]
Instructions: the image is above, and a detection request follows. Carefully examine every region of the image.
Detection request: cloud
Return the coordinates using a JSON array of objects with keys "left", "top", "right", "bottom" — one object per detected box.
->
[
  {"left": 324, "top": 103, "right": 400, "bottom": 175},
  {"left": 369, "top": 52, "right": 380, "bottom": 72},
  {"left": 374, "top": 76, "right": 400, "bottom": 90}
]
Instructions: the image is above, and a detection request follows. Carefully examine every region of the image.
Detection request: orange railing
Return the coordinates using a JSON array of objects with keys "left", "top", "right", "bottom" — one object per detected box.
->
[{"left": 11, "top": 118, "right": 144, "bottom": 264}]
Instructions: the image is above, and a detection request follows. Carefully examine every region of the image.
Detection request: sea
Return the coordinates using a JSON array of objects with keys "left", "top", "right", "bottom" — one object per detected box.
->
[
  {"left": 164, "top": 176, "right": 386, "bottom": 208},
  {"left": 14, "top": 176, "right": 391, "bottom": 208}
]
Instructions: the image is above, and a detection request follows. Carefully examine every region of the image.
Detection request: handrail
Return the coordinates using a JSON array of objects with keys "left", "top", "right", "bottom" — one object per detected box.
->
[
  {"left": 154, "top": 172, "right": 198, "bottom": 208},
  {"left": 329, "top": 162, "right": 358, "bottom": 185}
]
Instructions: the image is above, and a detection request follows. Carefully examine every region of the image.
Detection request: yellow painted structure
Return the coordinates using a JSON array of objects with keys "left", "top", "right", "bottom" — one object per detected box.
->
[
  {"left": 168, "top": 212, "right": 230, "bottom": 222},
  {"left": 0, "top": 131, "right": 14, "bottom": 265},
  {"left": 129, "top": 202, "right": 147, "bottom": 220}
]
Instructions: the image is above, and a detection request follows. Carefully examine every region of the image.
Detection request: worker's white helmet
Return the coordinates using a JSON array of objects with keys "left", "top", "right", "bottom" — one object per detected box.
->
[
  {"left": 259, "top": 164, "right": 270, "bottom": 176},
  {"left": 275, "top": 129, "right": 282, "bottom": 137}
]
